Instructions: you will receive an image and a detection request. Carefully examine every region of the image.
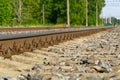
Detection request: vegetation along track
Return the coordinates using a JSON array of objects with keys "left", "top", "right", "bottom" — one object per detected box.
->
[{"left": 0, "top": 27, "right": 112, "bottom": 58}]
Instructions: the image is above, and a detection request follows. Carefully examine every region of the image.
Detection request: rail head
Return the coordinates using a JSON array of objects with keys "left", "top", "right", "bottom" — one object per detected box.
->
[{"left": 0, "top": 27, "right": 113, "bottom": 40}]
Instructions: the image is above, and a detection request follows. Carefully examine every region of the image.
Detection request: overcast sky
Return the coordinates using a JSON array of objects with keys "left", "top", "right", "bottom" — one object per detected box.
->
[{"left": 100, "top": 0, "right": 120, "bottom": 19}]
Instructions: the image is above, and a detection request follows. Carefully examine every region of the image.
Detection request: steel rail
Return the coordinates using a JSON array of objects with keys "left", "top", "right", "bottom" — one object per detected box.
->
[
  {"left": 0, "top": 27, "right": 113, "bottom": 58},
  {"left": 0, "top": 27, "right": 111, "bottom": 40}
]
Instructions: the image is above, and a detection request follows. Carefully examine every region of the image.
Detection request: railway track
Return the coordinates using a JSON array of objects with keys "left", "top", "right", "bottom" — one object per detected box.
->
[
  {"left": 0, "top": 27, "right": 98, "bottom": 32},
  {"left": 0, "top": 27, "right": 119, "bottom": 80},
  {"left": 0, "top": 27, "right": 112, "bottom": 58},
  {"left": 0, "top": 27, "right": 69, "bottom": 32}
]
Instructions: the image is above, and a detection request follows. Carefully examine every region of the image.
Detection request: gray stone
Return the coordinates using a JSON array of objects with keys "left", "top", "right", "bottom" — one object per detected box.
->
[
  {"left": 95, "top": 60, "right": 108, "bottom": 67},
  {"left": 0, "top": 77, "right": 4, "bottom": 80},
  {"left": 0, "top": 57, "right": 4, "bottom": 60},
  {"left": 59, "top": 61, "right": 66, "bottom": 66},
  {"left": 31, "top": 64, "right": 44, "bottom": 71},
  {"left": 30, "top": 75, "right": 43, "bottom": 80},
  {"left": 50, "top": 76, "right": 60, "bottom": 80},
  {"left": 17, "top": 75, "right": 27, "bottom": 80},
  {"left": 86, "top": 77, "right": 103, "bottom": 80},
  {"left": 91, "top": 66, "right": 109, "bottom": 73},
  {"left": 117, "top": 54, "right": 120, "bottom": 59},
  {"left": 2, "top": 76, "right": 20, "bottom": 80}
]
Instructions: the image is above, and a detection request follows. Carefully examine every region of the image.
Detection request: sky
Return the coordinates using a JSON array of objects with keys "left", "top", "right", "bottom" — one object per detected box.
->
[{"left": 100, "top": 0, "right": 120, "bottom": 19}]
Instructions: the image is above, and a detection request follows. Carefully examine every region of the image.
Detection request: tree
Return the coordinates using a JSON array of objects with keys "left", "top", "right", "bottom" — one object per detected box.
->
[
  {"left": 70, "top": 0, "right": 86, "bottom": 25},
  {"left": 10, "top": 0, "right": 43, "bottom": 25},
  {"left": 45, "top": 0, "right": 67, "bottom": 24},
  {"left": 44, "top": 0, "right": 86, "bottom": 25},
  {"left": 0, "top": 0, "right": 105, "bottom": 26},
  {"left": 10, "top": 0, "right": 23, "bottom": 25},
  {"left": 88, "top": 0, "right": 104, "bottom": 26},
  {"left": 0, "top": 0, "right": 12, "bottom": 25}
]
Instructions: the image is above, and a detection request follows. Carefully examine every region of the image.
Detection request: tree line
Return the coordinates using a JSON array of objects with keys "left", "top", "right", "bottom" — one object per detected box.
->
[{"left": 0, "top": 0, "right": 104, "bottom": 26}]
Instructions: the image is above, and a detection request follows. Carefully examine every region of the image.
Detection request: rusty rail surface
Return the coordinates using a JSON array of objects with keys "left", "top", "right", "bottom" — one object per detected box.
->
[{"left": 0, "top": 27, "right": 113, "bottom": 58}]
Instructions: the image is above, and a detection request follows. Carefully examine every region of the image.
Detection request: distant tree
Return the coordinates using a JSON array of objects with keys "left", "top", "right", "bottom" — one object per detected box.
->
[
  {"left": 70, "top": 0, "right": 86, "bottom": 25},
  {"left": 111, "top": 17, "right": 118, "bottom": 26},
  {"left": 0, "top": 0, "right": 105, "bottom": 26},
  {"left": 0, "top": 0, "right": 12, "bottom": 25},
  {"left": 118, "top": 19, "right": 120, "bottom": 25},
  {"left": 44, "top": 0, "right": 67, "bottom": 24},
  {"left": 44, "top": 0, "right": 86, "bottom": 25},
  {"left": 88, "top": 0, "right": 104, "bottom": 26},
  {"left": 10, "top": 0, "right": 22, "bottom": 25}
]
